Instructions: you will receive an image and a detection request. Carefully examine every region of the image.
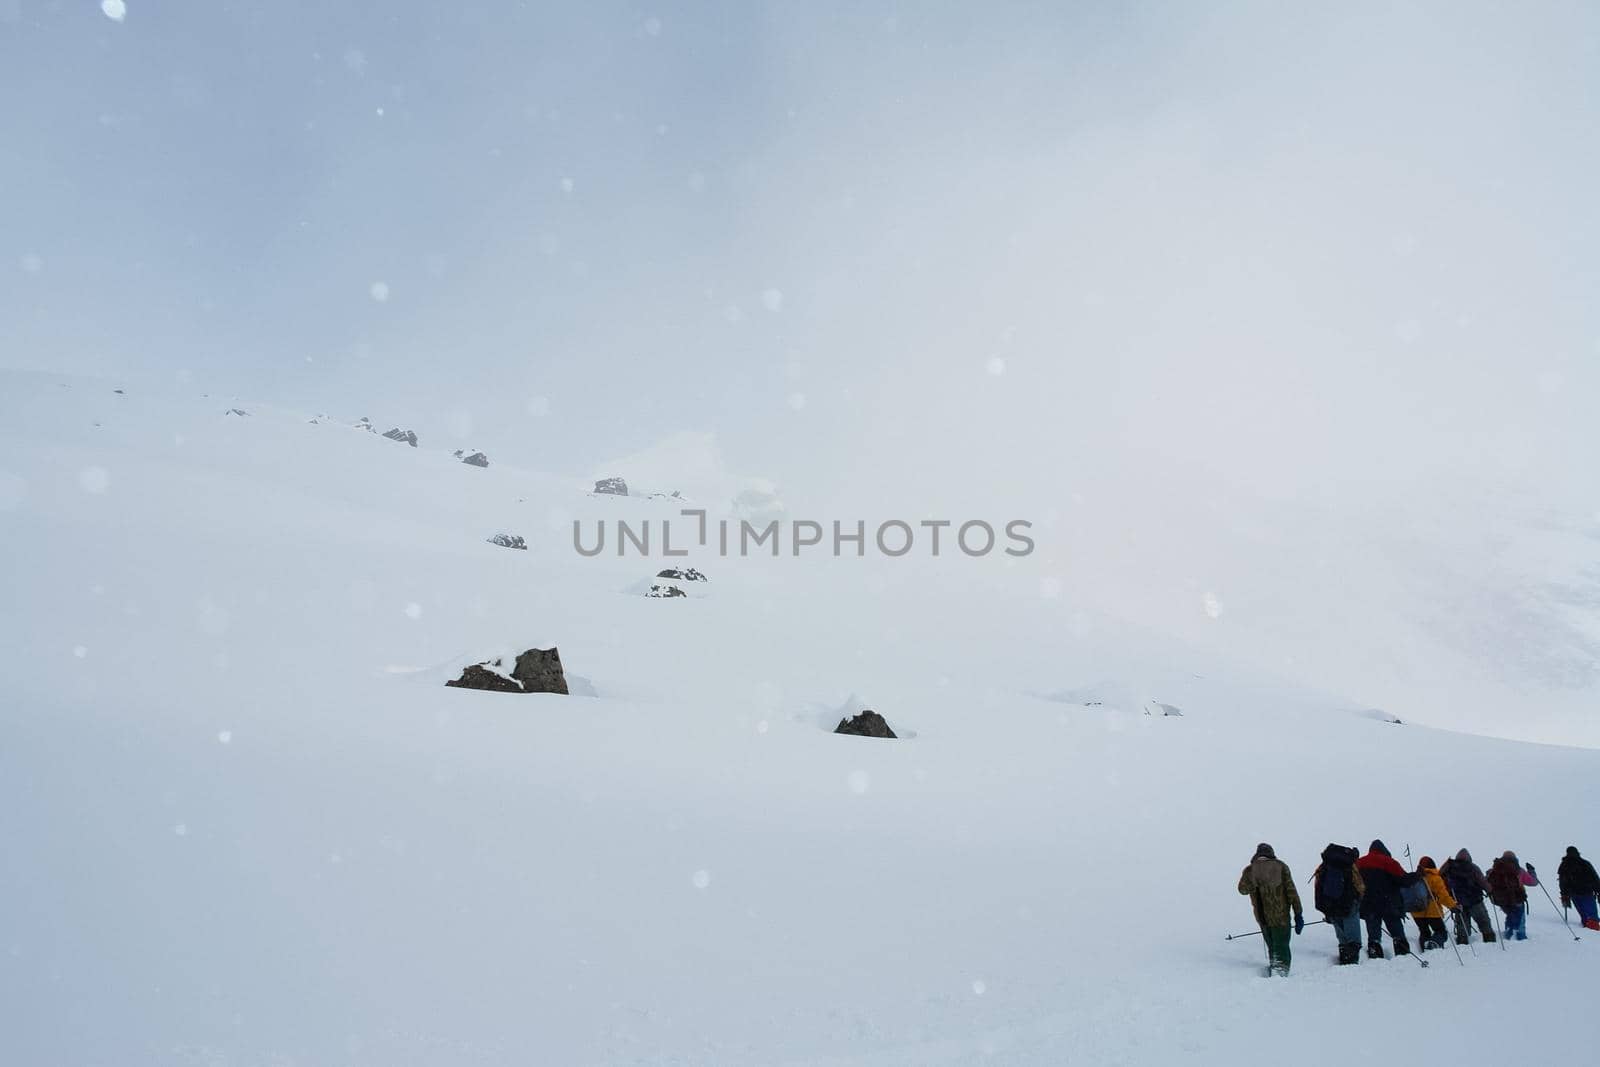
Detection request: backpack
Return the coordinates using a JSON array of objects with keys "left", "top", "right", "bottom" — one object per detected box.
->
[
  {"left": 1397, "top": 871, "right": 1430, "bottom": 912},
  {"left": 1316, "top": 845, "right": 1359, "bottom": 916}
]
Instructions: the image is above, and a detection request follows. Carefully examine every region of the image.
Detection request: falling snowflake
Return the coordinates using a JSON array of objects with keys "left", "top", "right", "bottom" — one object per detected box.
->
[
  {"left": 643, "top": 16, "right": 662, "bottom": 36},
  {"left": 217, "top": 730, "right": 233, "bottom": 745},
  {"left": 985, "top": 356, "right": 1007, "bottom": 376},
  {"left": 560, "top": 177, "right": 575, "bottom": 194},
  {"left": 369, "top": 281, "right": 390, "bottom": 303},
  {"left": 20, "top": 253, "right": 43, "bottom": 274},
  {"left": 100, "top": 0, "right": 126, "bottom": 22},
  {"left": 403, "top": 602, "right": 423, "bottom": 619},
  {"left": 787, "top": 392, "right": 807, "bottom": 411},
  {"left": 691, "top": 869, "right": 711, "bottom": 889},
  {"left": 971, "top": 979, "right": 987, "bottom": 995},
  {"left": 761, "top": 288, "right": 784, "bottom": 312},
  {"left": 1203, "top": 592, "right": 1223, "bottom": 619},
  {"left": 173, "top": 823, "right": 189, "bottom": 837},
  {"left": 72, "top": 645, "right": 87, "bottom": 659}
]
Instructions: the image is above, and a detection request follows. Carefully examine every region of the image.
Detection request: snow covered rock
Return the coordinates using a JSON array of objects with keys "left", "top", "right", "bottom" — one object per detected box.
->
[
  {"left": 226, "top": 408, "right": 249, "bottom": 417},
  {"left": 644, "top": 583, "right": 687, "bottom": 598},
  {"left": 383, "top": 428, "right": 419, "bottom": 447},
  {"left": 835, "top": 709, "right": 897, "bottom": 739},
  {"left": 656, "top": 567, "right": 707, "bottom": 583},
  {"left": 354, "top": 416, "right": 375, "bottom": 433},
  {"left": 593, "top": 477, "right": 628, "bottom": 496},
  {"left": 487, "top": 534, "right": 527, "bottom": 550},
  {"left": 455, "top": 450, "right": 490, "bottom": 467},
  {"left": 445, "top": 647, "right": 569, "bottom": 695}
]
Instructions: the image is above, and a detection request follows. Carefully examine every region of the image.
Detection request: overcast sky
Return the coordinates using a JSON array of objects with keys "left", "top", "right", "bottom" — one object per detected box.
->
[{"left": 4, "top": 1, "right": 1597, "bottom": 511}]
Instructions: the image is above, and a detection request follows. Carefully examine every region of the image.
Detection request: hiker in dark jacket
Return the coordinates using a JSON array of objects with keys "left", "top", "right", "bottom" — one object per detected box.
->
[
  {"left": 1558, "top": 846, "right": 1600, "bottom": 931},
  {"left": 1488, "top": 851, "right": 1534, "bottom": 940},
  {"left": 1441, "top": 848, "right": 1497, "bottom": 944},
  {"left": 1356, "top": 840, "right": 1410, "bottom": 958},
  {"left": 1238, "top": 842, "right": 1304, "bottom": 976},
  {"left": 1311, "top": 843, "right": 1366, "bottom": 965}
]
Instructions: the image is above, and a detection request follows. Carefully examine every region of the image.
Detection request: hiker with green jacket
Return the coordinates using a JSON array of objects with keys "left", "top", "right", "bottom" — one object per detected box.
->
[{"left": 1238, "top": 842, "right": 1305, "bottom": 976}]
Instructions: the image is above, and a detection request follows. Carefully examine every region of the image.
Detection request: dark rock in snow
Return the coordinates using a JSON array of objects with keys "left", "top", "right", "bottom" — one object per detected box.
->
[
  {"left": 383, "top": 428, "right": 419, "bottom": 447},
  {"left": 113, "top": 389, "right": 125, "bottom": 395},
  {"left": 644, "top": 583, "right": 688, "bottom": 598},
  {"left": 226, "top": 408, "right": 249, "bottom": 417},
  {"left": 487, "top": 533, "right": 527, "bottom": 550},
  {"left": 510, "top": 647, "right": 569, "bottom": 694},
  {"left": 835, "top": 709, "right": 897, "bottom": 739},
  {"left": 458, "top": 451, "right": 490, "bottom": 467},
  {"left": 445, "top": 647, "right": 569, "bottom": 695},
  {"left": 656, "top": 567, "right": 707, "bottom": 582},
  {"left": 593, "top": 477, "right": 628, "bottom": 496},
  {"left": 446, "top": 664, "right": 525, "bottom": 693},
  {"left": 355, "top": 417, "right": 375, "bottom": 432}
]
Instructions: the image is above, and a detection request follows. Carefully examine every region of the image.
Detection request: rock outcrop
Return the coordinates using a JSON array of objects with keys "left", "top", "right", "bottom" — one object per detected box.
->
[
  {"left": 656, "top": 567, "right": 707, "bottom": 582},
  {"left": 487, "top": 533, "right": 527, "bottom": 550},
  {"left": 644, "top": 584, "right": 688, "bottom": 598},
  {"left": 445, "top": 647, "right": 569, "bottom": 695},
  {"left": 383, "top": 428, "right": 419, "bottom": 447},
  {"left": 834, "top": 709, "right": 897, "bottom": 739},
  {"left": 455, "top": 450, "right": 490, "bottom": 467},
  {"left": 593, "top": 477, "right": 628, "bottom": 496}
]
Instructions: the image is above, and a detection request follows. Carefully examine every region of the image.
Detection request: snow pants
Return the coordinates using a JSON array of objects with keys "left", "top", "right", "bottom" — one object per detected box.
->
[
  {"left": 1364, "top": 911, "right": 1405, "bottom": 946},
  {"left": 1329, "top": 912, "right": 1361, "bottom": 949},
  {"left": 1414, "top": 915, "right": 1448, "bottom": 948},
  {"left": 1574, "top": 894, "right": 1599, "bottom": 925},
  {"left": 1262, "top": 926, "right": 1291, "bottom": 974},
  {"left": 1502, "top": 903, "right": 1527, "bottom": 939},
  {"left": 1454, "top": 900, "right": 1495, "bottom": 942}
]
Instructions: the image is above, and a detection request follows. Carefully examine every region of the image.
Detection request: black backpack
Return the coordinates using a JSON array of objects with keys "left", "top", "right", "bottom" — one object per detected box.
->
[{"left": 1316, "top": 844, "right": 1359, "bottom": 915}]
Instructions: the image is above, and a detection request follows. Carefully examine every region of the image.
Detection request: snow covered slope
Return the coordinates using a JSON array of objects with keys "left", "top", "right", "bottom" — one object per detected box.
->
[{"left": 3, "top": 370, "right": 1599, "bottom": 1066}]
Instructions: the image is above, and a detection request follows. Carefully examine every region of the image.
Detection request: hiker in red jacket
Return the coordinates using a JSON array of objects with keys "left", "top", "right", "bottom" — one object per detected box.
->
[{"left": 1356, "top": 840, "right": 1411, "bottom": 958}]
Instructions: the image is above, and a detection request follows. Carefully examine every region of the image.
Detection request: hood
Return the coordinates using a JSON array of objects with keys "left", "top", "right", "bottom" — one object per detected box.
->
[
  {"left": 1369, "top": 839, "right": 1391, "bottom": 857},
  {"left": 1253, "top": 843, "right": 1276, "bottom": 861},
  {"left": 1567, "top": 846, "right": 1581, "bottom": 859},
  {"left": 1456, "top": 849, "right": 1473, "bottom": 864},
  {"left": 1419, "top": 856, "right": 1436, "bottom": 870}
]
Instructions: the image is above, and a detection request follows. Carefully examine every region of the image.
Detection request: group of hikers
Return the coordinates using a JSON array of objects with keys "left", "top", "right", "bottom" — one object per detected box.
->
[{"left": 1237, "top": 840, "right": 1600, "bottom": 975}]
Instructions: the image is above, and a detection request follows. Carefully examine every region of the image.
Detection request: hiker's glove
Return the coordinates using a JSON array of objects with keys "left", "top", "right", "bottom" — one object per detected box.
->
[
  {"left": 1294, "top": 912, "right": 1304, "bottom": 935},
  {"left": 1527, "top": 863, "right": 1536, "bottom": 876},
  {"left": 1562, "top": 895, "right": 1570, "bottom": 909}
]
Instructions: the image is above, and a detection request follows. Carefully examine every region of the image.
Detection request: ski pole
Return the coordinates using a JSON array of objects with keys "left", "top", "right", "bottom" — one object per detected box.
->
[
  {"left": 1490, "top": 897, "right": 1507, "bottom": 951},
  {"left": 1537, "top": 876, "right": 1581, "bottom": 941}
]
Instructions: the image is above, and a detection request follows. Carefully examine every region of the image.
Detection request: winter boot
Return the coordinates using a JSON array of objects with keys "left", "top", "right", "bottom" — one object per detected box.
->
[
  {"left": 1367, "top": 941, "right": 1385, "bottom": 960},
  {"left": 1455, "top": 931, "right": 1469, "bottom": 945},
  {"left": 1483, "top": 930, "right": 1497, "bottom": 943},
  {"left": 1583, "top": 918, "right": 1600, "bottom": 931},
  {"left": 1393, "top": 936, "right": 1411, "bottom": 956},
  {"left": 1337, "top": 942, "right": 1360, "bottom": 965}
]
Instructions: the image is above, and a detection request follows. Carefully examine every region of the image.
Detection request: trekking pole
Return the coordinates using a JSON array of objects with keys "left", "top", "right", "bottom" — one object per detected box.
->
[
  {"left": 1491, "top": 900, "right": 1507, "bottom": 951},
  {"left": 1455, "top": 909, "right": 1478, "bottom": 958},
  {"left": 1399, "top": 916, "right": 1429, "bottom": 968},
  {"left": 1224, "top": 920, "right": 1326, "bottom": 941},
  {"left": 1536, "top": 877, "right": 1581, "bottom": 941},
  {"left": 1428, "top": 888, "right": 1465, "bottom": 967}
]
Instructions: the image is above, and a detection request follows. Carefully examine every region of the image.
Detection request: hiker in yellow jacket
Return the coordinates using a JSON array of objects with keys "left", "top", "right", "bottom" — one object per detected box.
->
[{"left": 1411, "top": 856, "right": 1458, "bottom": 951}]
